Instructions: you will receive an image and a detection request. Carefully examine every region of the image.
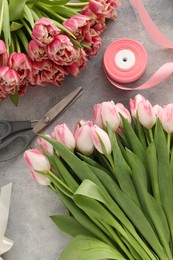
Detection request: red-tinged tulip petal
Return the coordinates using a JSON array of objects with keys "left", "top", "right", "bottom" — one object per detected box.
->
[
  {"left": 74, "top": 120, "right": 94, "bottom": 155},
  {"left": 63, "top": 14, "right": 90, "bottom": 42},
  {"left": 24, "top": 149, "right": 51, "bottom": 186},
  {"left": 161, "top": 104, "right": 173, "bottom": 133},
  {"left": 52, "top": 123, "right": 76, "bottom": 152},
  {"left": 137, "top": 100, "right": 156, "bottom": 129},
  {"left": 115, "top": 103, "right": 131, "bottom": 127},
  {"left": 93, "top": 101, "right": 120, "bottom": 131},
  {"left": 32, "top": 18, "right": 60, "bottom": 47},
  {"left": 37, "top": 134, "right": 54, "bottom": 155},
  {"left": 129, "top": 94, "right": 146, "bottom": 117},
  {"left": 28, "top": 40, "right": 48, "bottom": 61},
  {"left": 90, "top": 124, "right": 112, "bottom": 154}
]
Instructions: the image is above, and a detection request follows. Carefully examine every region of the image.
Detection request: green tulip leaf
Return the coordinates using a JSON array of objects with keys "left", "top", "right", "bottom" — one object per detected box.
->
[
  {"left": 10, "top": 22, "right": 23, "bottom": 31},
  {"left": 120, "top": 115, "right": 145, "bottom": 162},
  {"left": 55, "top": 188, "right": 112, "bottom": 246},
  {"left": 2, "top": 0, "right": 11, "bottom": 47},
  {"left": 59, "top": 235, "right": 126, "bottom": 260},
  {"left": 50, "top": 215, "right": 94, "bottom": 237},
  {"left": 9, "top": 90, "right": 19, "bottom": 106},
  {"left": 9, "top": 0, "right": 27, "bottom": 20},
  {"left": 126, "top": 149, "right": 171, "bottom": 259},
  {"left": 154, "top": 119, "right": 173, "bottom": 240}
]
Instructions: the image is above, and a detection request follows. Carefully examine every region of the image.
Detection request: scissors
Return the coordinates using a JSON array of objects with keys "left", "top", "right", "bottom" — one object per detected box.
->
[{"left": 0, "top": 87, "right": 83, "bottom": 162}]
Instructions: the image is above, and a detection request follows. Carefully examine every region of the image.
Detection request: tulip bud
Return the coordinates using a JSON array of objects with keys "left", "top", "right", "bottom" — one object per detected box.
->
[
  {"left": 24, "top": 149, "right": 51, "bottom": 185},
  {"left": 129, "top": 94, "right": 146, "bottom": 117},
  {"left": 153, "top": 104, "right": 163, "bottom": 122},
  {"left": 137, "top": 99, "right": 156, "bottom": 129},
  {"left": 115, "top": 103, "right": 131, "bottom": 127},
  {"left": 37, "top": 134, "right": 54, "bottom": 155},
  {"left": 52, "top": 123, "right": 76, "bottom": 152},
  {"left": 160, "top": 104, "right": 173, "bottom": 133},
  {"left": 93, "top": 101, "right": 120, "bottom": 131},
  {"left": 90, "top": 125, "right": 112, "bottom": 154},
  {"left": 74, "top": 120, "right": 94, "bottom": 155}
]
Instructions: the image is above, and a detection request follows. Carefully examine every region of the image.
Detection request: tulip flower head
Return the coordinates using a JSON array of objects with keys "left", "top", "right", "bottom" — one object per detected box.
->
[
  {"left": 63, "top": 14, "right": 90, "bottom": 42},
  {"left": 129, "top": 94, "right": 146, "bottom": 118},
  {"left": 52, "top": 123, "right": 76, "bottom": 152},
  {"left": 90, "top": 124, "right": 112, "bottom": 154},
  {"left": 74, "top": 120, "right": 94, "bottom": 155},
  {"left": 89, "top": 0, "right": 120, "bottom": 20},
  {"left": 137, "top": 99, "right": 156, "bottom": 129},
  {"left": 23, "top": 149, "right": 51, "bottom": 185},
  {"left": 93, "top": 101, "right": 120, "bottom": 131},
  {"left": 37, "top": 134, "right": 54, "bottom": 155},
  {"left": 115, "top": 103, "right": 131, "bottom": 127},
  {"left": 0, "top": 66, "right": 20, "bottom": 94},
  {"left": 160, "top": 103, "right": 173, "bottom": 133},
  {"left": 32, "top": 18, "right": 60, "bottom": 47}
]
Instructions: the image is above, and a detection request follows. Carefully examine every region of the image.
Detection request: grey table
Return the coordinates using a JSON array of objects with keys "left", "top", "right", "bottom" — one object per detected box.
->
[{"left": 1, "top": 0, "right": 173, "bottom": 259}]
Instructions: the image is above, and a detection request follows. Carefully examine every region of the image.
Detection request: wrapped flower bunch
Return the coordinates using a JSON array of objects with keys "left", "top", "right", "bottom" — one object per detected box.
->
[
  {"left": 0, "top": 0, "right": 120, "bottom": 104},
  {"left": 24, "top": 94, "right": 173, "bottom": 259}
]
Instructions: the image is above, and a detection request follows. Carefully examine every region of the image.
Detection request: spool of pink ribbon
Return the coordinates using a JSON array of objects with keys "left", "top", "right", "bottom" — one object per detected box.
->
[{"left": 103, "top": 0, "right": 173, "bottom": 90}]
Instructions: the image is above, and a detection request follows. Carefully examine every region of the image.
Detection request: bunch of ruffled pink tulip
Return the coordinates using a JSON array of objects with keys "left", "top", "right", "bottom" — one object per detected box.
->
[
  {"left": 0, "top": 0, "right": 120, "bottom": 105},
  {"left": 24, "top": 94, "right": 173, "bottom": 260}
]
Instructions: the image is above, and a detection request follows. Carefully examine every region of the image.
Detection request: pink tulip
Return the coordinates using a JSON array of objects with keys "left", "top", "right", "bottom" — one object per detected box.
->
[
  {"left": 67, "top": 48, "right": 87, "bottom": 76},
  {"left": 47, "top": 34, "right": 79, "bottom": 66},
  {"left": 24, "top": 149, "right": 51, "bottom": 185},
  {"left": 84, "top": 28, "right": 101, "bottom": 56},
  {"left": 0, "top": 66, "right": 20, "bottom": 94},
  {"left": 90, "top": 125, "right": 112, "bottom": 154},
  {"left": 137, "top": 99, "right": 156, "bottom": 129},
  {"left": 52, "top": 123, "right": 76, "bottom": 152},
  {"left": 129, "top": 94, "right": 146, "bottom": 117},
  {"left": 0, "top": 40, "right": 8, "bottom": 66},
  {"left": 28, "top": 40, "right": 48, "bottom": 61},
  {"left": 115, "top": 103, "right": 131, "bottom": 127},
  {"left": 93, "top": 101, "right": 120, "bottom": 131},
  {"left": 63, "top": 14, "right": 90, "bottom": 42},
  {"left": 8, "top": 52, "right": 32, "bottom": 82},
  {"left": 48, "top": 63, "right": 67, "bottom": 86},
  {"left": 153, "top": 104, "right": 163, "bottom": 122},
  {"left": 37, "top": 134, "right": 54, "bottom": 155},
  {"left": 74, "top": 120, "right": 94, "bottom": 155},
  {"left": 28, "top": 60, "right": 66, "bottom": 87},
  {"left": 81, "top": 6, "right": 106, "bottom": 34},
  {"left": 160, "top": 104, "right": 173, "bottom": 133},
  {"left": 89, "top": 0, "right": 120, "bottom": 20},
  {"left": 32, "top": 18, "right": 60, "bottom": 47}
]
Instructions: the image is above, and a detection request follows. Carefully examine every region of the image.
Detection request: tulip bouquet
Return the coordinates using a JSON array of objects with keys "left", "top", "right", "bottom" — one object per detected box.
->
[
  {"left": 0, "top": 0, "right": 120, "bottom": 105},
  {"left": 24, "top": 94, "right": 173, "bottom": 260}
]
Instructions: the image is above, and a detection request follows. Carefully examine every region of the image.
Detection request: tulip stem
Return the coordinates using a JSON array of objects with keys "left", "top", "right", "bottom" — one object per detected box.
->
[
  {"left": 65, "top": 2, "right": 89, "bottom": 7},
  {"left": 21, "top": 18, "right": 32, "bottom": 35},
  {"left": 167, "top": 133, "right": 171, "bottom": 156},
  {"left": 36, "top": 4, "right": 66, "bottom": 22},
  {"left": 49, "top": 183, "right": 56, "bottom": 192},
  {"left": 148, "top": 128, "right": 154, "bottom": 143}
]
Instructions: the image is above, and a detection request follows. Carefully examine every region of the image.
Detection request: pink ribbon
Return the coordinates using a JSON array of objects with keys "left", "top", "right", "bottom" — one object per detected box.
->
[{"left": 104, "top": 0, "right": 173, "bottom": 90}]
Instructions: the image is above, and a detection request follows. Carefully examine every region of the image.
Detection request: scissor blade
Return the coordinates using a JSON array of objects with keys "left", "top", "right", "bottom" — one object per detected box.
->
[{"left": 33, "top": 87, "right": 83, "bottom": 133}]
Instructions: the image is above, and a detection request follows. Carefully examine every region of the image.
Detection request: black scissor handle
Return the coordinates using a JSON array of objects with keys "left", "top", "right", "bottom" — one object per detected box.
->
[
  {"left": 0, "top": 130, "right": 36, "bottom": 162},
  {"left": 0, "top": 120, "right": 32, "bottom": 143}
]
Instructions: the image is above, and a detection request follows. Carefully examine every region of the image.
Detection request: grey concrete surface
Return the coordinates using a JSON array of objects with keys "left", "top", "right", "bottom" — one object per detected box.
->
[{"left": 1, "top": 0, "right": 173, "bottom": 259}]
